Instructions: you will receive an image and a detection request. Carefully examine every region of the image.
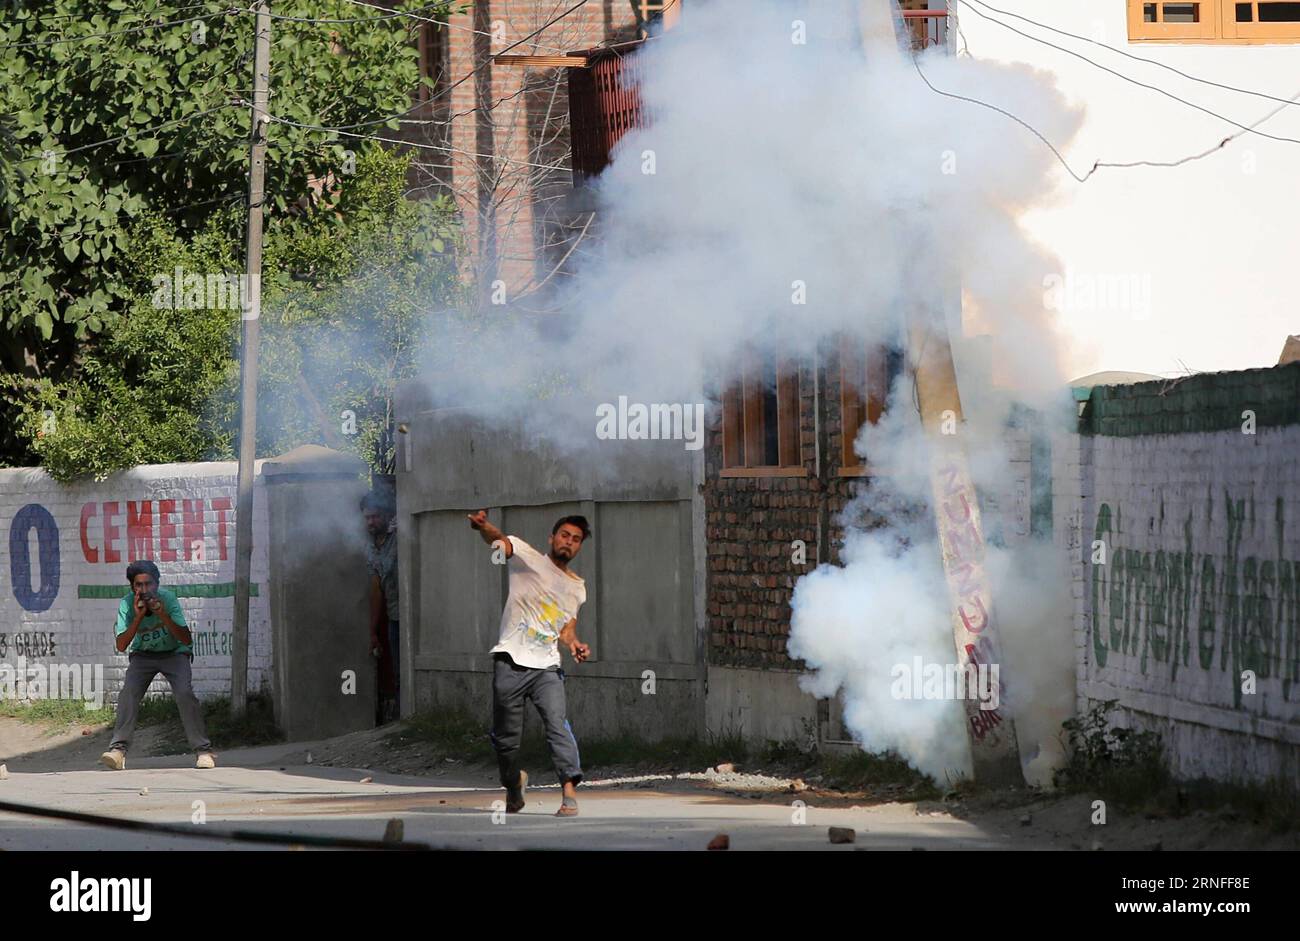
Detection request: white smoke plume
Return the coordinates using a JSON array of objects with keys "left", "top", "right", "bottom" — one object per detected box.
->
[
  {"left": 417, "top": 0, "right": 1082, "bottom": 431},
  {"left": 413, "top": 0, "right": 1084, "bottom": 782}
]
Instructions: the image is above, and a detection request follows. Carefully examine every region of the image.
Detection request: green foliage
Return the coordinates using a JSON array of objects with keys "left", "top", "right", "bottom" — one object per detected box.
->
[
  {"left": 6, "top": 145, "right": 463, "bottom": 481},
  {"left": 141, "top": 692, "right": 281, "bottom": 753},
  {"left": 256, "top": 145, "right": 466, "bottom": 473},
  {"left": 0, "top": 0, "right": 452, "bottom": 397},
  {"left": 6, "top": 204, "right": 244, "bottom": 478},
  {"left": 1054, "top": 699, "right": 1168, "bottom": 803},
  {"left": 0, "top": 697, "right": 116, "bottom": 729}
]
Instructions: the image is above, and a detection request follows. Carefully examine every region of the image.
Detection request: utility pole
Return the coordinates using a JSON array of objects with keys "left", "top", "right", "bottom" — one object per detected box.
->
[
  {"left": 908, "top": 308, "right": 1025, "bottom": 787},
  {"left": 860, "top": 0, "right": 1024, "bottom": 785},
  {"left": 232, "top": 0, "right": 272, "bottom": 717}
]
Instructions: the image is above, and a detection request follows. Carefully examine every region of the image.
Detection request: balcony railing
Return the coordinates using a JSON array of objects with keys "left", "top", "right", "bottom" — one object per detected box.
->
[
  {"left": 566, "top": 7, "right": 950, "bottom": 181},
  {"left": 568, "top": 42, "right": 647, "bottom": 182},
  {"left": 900, "top": 8, "right": 950, "bottom": 51}
]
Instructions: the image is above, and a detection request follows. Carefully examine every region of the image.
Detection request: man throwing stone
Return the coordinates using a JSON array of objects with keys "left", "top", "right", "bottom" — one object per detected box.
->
[{"left": 468, "top": 510, "right": 590, "bottom": 817}]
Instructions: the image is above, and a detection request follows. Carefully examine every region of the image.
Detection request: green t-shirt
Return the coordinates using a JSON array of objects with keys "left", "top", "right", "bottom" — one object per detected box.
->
[{"left": 114, "top": 588, "right": 191, "bottom": 654}]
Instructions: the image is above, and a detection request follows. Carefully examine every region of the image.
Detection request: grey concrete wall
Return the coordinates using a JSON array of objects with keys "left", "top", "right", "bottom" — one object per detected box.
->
[
  {"left": 705, "top": 665, "right": 820, "bottom": 746},
  {"left": 264, "top": 446, "right": 373, "bottom": 741},
  {"left": 394, "top": 397, "right": 706, "bottom": 743},
  {"left": 0, "top": 460, "right": 273, "bottom": 704}
]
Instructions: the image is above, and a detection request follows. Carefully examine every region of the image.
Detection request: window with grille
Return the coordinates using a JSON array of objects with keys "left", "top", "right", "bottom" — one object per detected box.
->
[
  {"left": 720, "top": 350, "right": 804, "bottom": 476},
  {"left": 840, "top": 338, "right": 904, "bottom": 476}
]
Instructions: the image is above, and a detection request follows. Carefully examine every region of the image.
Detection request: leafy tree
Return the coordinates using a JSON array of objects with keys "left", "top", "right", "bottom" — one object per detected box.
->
[
  {"left": 0, "top": 0, "right": 459, "bottom": 463},
  {"left": 7, "top": 144, "right": 465, "bottom": 481},
  {"left": 0, "top": 111, "right": 19, "bottom": 202}
]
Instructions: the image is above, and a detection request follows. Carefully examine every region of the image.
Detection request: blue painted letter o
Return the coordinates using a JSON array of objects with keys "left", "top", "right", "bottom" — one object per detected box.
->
[{"left": 10, "top": 504, "right": 60, "bottom": 612}]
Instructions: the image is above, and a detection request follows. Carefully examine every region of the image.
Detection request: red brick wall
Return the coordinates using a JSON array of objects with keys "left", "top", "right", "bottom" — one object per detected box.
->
[
  {"left": 704, "top": 346, "right": 888, "bottom": 669},
  {"left": 402, "top": 1, "right": 643, "bottom": 297}
]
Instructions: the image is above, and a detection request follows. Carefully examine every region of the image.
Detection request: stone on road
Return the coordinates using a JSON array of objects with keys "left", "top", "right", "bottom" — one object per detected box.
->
[{"left": 0, "top": 748, "right": 1011, "bottom": 851}]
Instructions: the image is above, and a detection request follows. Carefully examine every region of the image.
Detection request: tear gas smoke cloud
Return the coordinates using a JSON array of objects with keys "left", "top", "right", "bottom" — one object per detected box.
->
[
  {"left": 410, "top": 0, "right": 1084, "bottom": 781},
  {"left": 417, "top": 0, "right": 1082, "bottom": 436}
]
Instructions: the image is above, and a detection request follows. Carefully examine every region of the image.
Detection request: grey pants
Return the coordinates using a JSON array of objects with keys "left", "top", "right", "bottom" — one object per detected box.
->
[
  {"left": 490, "top": 653, "right": 582, "bottom": 788},
  {"left": 109, "top": 652, "right": 212, "bottom": 754}
]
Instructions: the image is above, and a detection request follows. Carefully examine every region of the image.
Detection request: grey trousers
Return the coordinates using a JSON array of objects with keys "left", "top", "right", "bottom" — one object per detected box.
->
[
  {"left": 109, "top": 652, "right": 212, "bottom": 754},
  {"left": 490, "top": 653, "right": 582, "bottom": 788}
]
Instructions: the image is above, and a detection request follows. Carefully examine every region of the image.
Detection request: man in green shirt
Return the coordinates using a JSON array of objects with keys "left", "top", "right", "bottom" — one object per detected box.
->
[{"left": 100, "top": 560, "right": 216, "bottom": 770}]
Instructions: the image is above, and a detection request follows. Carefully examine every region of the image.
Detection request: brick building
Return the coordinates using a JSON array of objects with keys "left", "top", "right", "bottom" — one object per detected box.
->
[
  {"left": 404, "top": 1, "right": 677, "bottom": 297},
  {"left": 702, "top": 344, "right": 904, "bottom": 670},
  {"left": 387, "top": 0, "right": 945, "bottom": 299}
]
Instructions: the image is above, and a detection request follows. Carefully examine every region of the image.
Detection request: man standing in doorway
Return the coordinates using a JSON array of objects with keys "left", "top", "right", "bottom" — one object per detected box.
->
[
  {"left": 363, "top": 490, "right": 400, "bottom": 724},
  {"left": 468, "top": 510, "right": 590, "bottom": 817},
  {"left": 101, "top": 560, "right": 215, "bottom": 770}
]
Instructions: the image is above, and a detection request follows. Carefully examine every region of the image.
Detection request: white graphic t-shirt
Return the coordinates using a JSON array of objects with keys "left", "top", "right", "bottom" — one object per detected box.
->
[{"left": 490, "top": 536, "right": 587, "bottom": 670}]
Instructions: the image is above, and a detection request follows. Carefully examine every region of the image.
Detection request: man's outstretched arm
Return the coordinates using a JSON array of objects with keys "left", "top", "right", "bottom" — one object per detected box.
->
[{"left": 467, "top": 509, "right": 513, "bottom": 558}]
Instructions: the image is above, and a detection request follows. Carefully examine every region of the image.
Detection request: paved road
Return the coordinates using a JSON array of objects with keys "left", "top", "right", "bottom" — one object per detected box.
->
[{"left": 0, "top": 746, "right": 1019, "bottom": 851}]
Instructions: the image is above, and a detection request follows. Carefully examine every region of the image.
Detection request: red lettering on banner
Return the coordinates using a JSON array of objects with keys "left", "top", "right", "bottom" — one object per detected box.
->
[
  {"left": 952, "top": 561, "right": 980, "bottom": 600},
  {"left": 158, "top": 499, "right": 178, "bottom": 562},
  {"left": 944, "top": 492, "right": 972, "bottom": 524},
  {"left": 939, "top": 464, "right": 961, "bottom": 497},
  {"left": 966, "top": 639, "right": 1008, "bottom": 707},
  {"left": 102, "top": 502, "right": 122, "bottom": 564},
  {"left": 80, "top": 503, "right": 99, "bottom": 563},
  {"left": 947, "top": 520, "right": 982, "bottom": 565},
  {"left": 126, "top": 501, "right": 153, "bottom": 560},
  {"left": 211, "top": 497, "right": 232, "bottom": 560},
  {"left": 959, "top": 595, "right": 989, "bottom": 634},
  {"left": 967, "top": 636, "right": 999, "bottom": 670},
  {"left": 182, "top": 499, "right": 205, "bottom": 560},
  {"left": 969, "top": 708, "right": 1003, "bottom": 740}
]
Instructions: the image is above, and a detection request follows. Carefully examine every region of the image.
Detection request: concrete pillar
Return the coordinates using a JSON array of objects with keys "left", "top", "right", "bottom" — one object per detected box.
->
[{"left": 262, "top": 445, "right": 372, "bottom": 741}]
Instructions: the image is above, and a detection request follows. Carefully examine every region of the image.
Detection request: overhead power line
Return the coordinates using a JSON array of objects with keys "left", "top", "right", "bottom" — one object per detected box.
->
[
  {"left": 909, "top": 54, "right": 1091, "bottom": 183},
  {"left": 251, "top": 1, "right": 449, "bottom": 26},
  {"left": 963, "top": 0, "right": 1300, "bottom": 112},
  {"left": 270, "top": 117, "right": 573, "bottom": 172},
  {"left": 915, "top": 2, "right": 1300, "bottom": 183},
  {"left": 271, "top": 0, "right": 591, "bottom": 134},
  {"left": 0, "top": 8, "right": 238, "bottom": 50},
  {"left": 14, "top": 105, "right": 237, "bottom": 165},
  {"left": 956, "top": 0, "right": 1300, "bottom": 147}
]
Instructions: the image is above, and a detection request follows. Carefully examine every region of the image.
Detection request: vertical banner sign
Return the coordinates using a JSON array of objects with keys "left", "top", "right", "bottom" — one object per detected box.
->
[
  {"left": 909, "top": 314, "right": 1024, "bottom": 786},
  {"left": 927, "top": 440, "right": 1022, "bottom": 784}
]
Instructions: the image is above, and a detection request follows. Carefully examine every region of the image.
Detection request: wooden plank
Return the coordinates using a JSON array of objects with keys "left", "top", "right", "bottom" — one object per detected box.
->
[
  {"left": 722, "top": 382, "right": 744, "bottom": 468},
  {"left": 866, "top": 342, "right": 889, "bottom": 426},
  {"left": 720, "top": 466, "right": 808, "bottom": 479},
  {"left": 839, "top": 336, "right": 866, "bottom": 470},
  {"left": 494, "top": 54, "right": 589, "bottom": 67},
  {"left": 742, "top": 349, "right": 766, "bottom": 468},
  {"left": 777, "top": 356, "right": 799, "bottom": 467}
]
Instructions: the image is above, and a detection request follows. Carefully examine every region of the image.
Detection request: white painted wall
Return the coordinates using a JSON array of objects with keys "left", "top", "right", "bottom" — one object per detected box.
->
[
  {"left": 955, "top": 0, "right": 1300, "bottom": 377},
  {"left": 1055, "top": 421, "right": 1300, "bottom": 784},
  {"left": 0, "top": 462, "right": 272, "bottom": 705}
]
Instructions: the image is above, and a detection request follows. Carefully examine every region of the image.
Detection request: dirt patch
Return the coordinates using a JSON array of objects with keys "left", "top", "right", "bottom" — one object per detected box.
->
[
  {"left": 0, "top": 716, "right": 175, "bottom": 772},
  {"left": 919, "top": 788, "right": 1300, "bottom": 851},
  {"left": 282, "top": 724, "right": 500, "bottom": 784}
]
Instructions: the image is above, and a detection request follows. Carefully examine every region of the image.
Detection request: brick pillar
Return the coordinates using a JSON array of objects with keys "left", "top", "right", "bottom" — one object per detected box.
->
[{"left": 440, "top": 0, "right": 642, "bottom": 299}]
